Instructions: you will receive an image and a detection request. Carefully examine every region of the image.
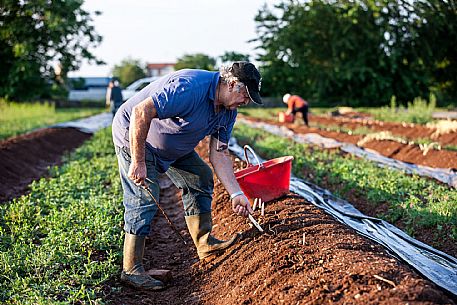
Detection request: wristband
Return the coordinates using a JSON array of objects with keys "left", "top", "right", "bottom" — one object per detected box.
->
[{"left": 230, "top": 191, "right": 245, "bottom": 200}]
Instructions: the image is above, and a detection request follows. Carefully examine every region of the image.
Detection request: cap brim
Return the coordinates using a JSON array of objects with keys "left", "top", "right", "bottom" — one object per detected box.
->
[{"left": 246, "top": 87, "right": 263, "bottom": 105}]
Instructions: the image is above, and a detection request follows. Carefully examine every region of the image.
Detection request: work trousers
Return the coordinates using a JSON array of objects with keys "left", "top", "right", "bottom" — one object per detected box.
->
[
  {"left": 292, "top": 105, "right": 309, "bottom": 126},
  {"left": 115, "top": 145, "right": 213, "bottom": 236},
  {"left": 110, "top": 103, "right": 121, "bottom": 117}
]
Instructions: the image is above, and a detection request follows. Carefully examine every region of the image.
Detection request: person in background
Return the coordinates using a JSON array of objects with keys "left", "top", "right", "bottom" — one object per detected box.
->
[
  {"left": 112, "top": 62, "right": 262, "bottom": 290},
  {"left": 283, "top": 93, "right": 309, "bottom": 126},
  {"left": 106, "top": 79, "right": 124, "bottom": 116}
]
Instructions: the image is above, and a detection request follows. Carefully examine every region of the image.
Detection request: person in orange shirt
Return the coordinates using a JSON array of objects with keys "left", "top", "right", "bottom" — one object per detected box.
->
[{"left": 283, "top": 93, "right": 309, "bottom": 126}]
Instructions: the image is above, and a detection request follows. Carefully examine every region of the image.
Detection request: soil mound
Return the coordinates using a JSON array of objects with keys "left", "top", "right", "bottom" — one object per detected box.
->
[
  {"left": 241, "top": 115, "right": 457, "bottom": 169},
  {"left": 2, "top": 128, "right": 454, "bottom": 303},
  {"left": 109, "top": 138, "right": 456, "bottom": 304},
  {"left": 0, "top": 127, "right": 92, "bottom": 202}
]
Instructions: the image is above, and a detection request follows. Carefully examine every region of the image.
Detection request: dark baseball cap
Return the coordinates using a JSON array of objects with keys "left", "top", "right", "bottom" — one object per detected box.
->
[{"left": 230, "top": 61, "right": 263, "bottom": 105}]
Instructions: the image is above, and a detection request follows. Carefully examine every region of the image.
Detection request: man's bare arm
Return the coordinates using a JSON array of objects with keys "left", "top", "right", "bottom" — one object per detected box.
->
[
  {"left": 209, "top": 137, "right": 253, "bottom": 217},
  {"left": 128, "top": 96, "right": 157, "bottom": 186}
]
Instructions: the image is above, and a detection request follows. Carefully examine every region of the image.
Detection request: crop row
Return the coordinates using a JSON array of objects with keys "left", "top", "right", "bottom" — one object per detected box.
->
[
  {"left": 1, "top": 122, "right": 456, "bottom": 303},
  {"left": 0, "top": 128, "right": 121, "bottom": 304},
  {"left": 240, "top": 95, "right": 450, "bottom": 125},
  {"left": 233, "top": 124, "right": 457, "bottom": 251}
]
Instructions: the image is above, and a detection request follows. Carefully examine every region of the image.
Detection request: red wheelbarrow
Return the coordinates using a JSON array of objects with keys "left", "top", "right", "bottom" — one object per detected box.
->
[{"left": 235, "top": 145, "right": 294, "bottom": 202}]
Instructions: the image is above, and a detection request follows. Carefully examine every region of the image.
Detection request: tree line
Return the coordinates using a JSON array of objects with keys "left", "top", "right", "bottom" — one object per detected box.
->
[
  {"left": 254, "top": 0, "right": 456, "bottom": 106},
  {"left": 1, "top": 0, "right": 455, "bottom": 107},
  {"left": 0, "top": 0, "right": 102, "bottom": 100}
]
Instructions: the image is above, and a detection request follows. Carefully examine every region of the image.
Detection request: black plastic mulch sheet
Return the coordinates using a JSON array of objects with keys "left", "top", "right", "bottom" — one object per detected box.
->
[{"left": 229, "top": 138, "right": 457, "bottom": 297}]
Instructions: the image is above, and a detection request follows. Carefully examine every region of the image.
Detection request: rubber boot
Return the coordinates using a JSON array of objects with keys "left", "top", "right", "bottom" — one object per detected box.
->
[
  {"left": 120, "top": 233, "right": 165, "bottom": 290},
  {"left": 185, "top": 212, "right": 239, "bottom": 260}
]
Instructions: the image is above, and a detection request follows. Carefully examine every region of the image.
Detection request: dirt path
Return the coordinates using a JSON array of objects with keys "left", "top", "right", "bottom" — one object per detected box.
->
[{"left": 240, "top": 115, "right": 457, "bottom": 169}]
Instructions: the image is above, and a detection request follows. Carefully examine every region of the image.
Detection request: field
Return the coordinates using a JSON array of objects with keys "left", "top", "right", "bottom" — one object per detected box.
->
[
  {"left": 0, "top": 106, "right": 456, "bottom": 304},
  {"left": 0, "top": 100, "right": 103, "bottom": 141}
]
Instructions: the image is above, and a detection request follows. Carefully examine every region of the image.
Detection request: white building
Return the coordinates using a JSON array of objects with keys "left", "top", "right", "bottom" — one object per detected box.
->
[{"left": 67, "top": 77, "right": 110, "bottom": 101}]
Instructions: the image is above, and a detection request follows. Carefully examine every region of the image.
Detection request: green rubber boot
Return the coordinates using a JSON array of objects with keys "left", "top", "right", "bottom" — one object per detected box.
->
[
  {"left": 185, "top": 212, "right": 239, "bottom": 260},
  {"left": 120, "top": 233, "right": 165, "bottom": 290}
]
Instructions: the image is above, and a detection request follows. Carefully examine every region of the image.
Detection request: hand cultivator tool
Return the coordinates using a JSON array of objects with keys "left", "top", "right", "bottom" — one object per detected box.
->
[{"left": 143, "top": 178, "right": 187, "bottom": 245}]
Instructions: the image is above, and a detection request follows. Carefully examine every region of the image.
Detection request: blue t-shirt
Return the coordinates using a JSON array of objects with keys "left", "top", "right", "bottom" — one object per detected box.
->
[{"left": 112, "top": 69, "right": 237, "bottom": 172}]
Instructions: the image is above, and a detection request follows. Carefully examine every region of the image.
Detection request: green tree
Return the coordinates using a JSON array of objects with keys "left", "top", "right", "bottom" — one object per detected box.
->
[
  {"left": 175, "top": 53, "right": 216, "bottom": 70},
  {"left": 0, "top": 0, "right": 103, "bottom": 100},
  {"left": 219, "top": 51, "right": 250, "bottom": 65},
  {"left": 414, "top": 0, "right": 457, "bottom": 102},
  {"left": 254, "top": 0, "right": 455, "bottom": 106},
  {"left": 255, "top": 1, "right": 392, "bottom": 104},
  {"left": 112, "top": 58, "right": 147, "bottom": 87}
]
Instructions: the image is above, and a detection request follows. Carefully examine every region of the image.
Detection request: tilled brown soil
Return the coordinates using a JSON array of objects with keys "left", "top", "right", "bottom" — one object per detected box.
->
[
  {"left": 240, "top": 114, "right": 457, "bottom": 169},
  {"left": 312, "top": 112, "right": 457, "bottom": 147},
  {"left": 0, "top": 127, "right": 92, "bottom": 202},
  {"left": 239, "top": 114, "right": 457, "bottom": 257},
  {"left": 108, "top": 138, "right": 455, "bottom": 305},
  {"left": 1, "top": 128, "right": 455, "bottom": 304}
]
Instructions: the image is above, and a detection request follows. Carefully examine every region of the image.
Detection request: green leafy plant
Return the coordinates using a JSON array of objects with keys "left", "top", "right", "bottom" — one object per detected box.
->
[
  {"left": 0, "top": 128, "right": 123, "bottom": 304},
  {"left": 362, "top": 94, "right": 437, "bottom": 124}
]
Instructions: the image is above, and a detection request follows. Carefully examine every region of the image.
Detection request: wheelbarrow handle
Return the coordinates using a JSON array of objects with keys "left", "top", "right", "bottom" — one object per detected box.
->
[{"left": 243, "top": 145, "right": 264, "bottom": 170}]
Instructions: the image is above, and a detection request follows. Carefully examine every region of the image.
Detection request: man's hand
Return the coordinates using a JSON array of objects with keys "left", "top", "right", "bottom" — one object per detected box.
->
[
  {"left": 128, "top": 161, "right": 147, "bottom": 187},
  {"left": 231, "top": 194, "right": 254, "bottom": 217}
]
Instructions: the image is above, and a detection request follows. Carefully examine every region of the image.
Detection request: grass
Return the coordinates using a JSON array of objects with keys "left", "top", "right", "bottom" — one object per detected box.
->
[
  {"left": 233, "top": 123, "right": 457, "bottom": 242},
  {"left": 0, "top": 117, "right": 454, "bottom": 303},
  {"left": 0, "top": 127, "right": 123, "bottom": 304},
  {"left": 357, "top": 95, "right": 438, "bottom": 124},
  {"left": 241, "top": 102, "right": 457, "bottom": 154},
  {"left": 242, "top": 94, "right": 453, "bottom": 125},
  {"left": 445, "top": 145, "right": 457, "bottom": 152},
  {"left": 0, "top": 99, "right": 104, "bottom": 141}
]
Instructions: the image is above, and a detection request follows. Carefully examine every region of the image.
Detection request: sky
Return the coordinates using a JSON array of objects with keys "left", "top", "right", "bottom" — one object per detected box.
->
[{"left": 69, "top": 0, "right": 279, "bottom": 77}]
